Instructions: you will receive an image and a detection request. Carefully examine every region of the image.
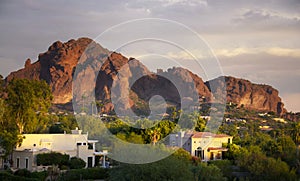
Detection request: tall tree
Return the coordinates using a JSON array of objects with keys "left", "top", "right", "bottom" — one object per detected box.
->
[
  {"left": 6, "top": 79, "right": 52, "bottom": 133},
  {"left": 0, "top": 98, "right": 21, "bottom": 157}
]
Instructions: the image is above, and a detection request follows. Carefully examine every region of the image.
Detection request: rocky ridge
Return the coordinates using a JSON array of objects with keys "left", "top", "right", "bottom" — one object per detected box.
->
[{"left": 5, "top": 38, "right": 287, "bottom": 115}]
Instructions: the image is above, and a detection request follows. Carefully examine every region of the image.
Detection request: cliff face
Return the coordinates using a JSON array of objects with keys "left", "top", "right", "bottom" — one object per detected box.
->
[
  {"left": 206, "top": 76, "right": 286, "bottom": 115},
  {"left": 6, "top": 38, "right": 96, "bottom": 104},
  {"left": 5, "top": 38, "right": 287, "bottom": 115}
]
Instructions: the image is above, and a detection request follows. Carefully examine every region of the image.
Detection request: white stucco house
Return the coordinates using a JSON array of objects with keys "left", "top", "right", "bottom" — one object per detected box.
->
[
  {"left": 12, "top": 128, "right": 98, "bottom": 171},
  {"left": 169, "top": 131, "right": 232, "bottom": 161}
]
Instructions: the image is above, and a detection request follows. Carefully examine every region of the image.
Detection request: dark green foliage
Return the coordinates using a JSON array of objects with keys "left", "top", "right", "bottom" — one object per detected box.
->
[
  {"left": 0, "top": 171, "right": 39, "bottom": 181},
  {"left": 109, "top": 156, "right": 194, "bottom": 181},
  {"left": 58, "top": 167, "right": 109, "bottom": 181},
  {"left": 191, "top": 162, "right": 227, "bottom": 181},
  {"left": 14, "top": 169, "right": 31, "bottom": 177},
  {"left": 36, "top": 152, "right": 69, "bottom": 168},
  {"left": 29, "top": 171, "right": 48, "bottom": 181},
  {"left": 109, "top": 148, "right": 227, "bottom": 181},
  {"left": 48, "top": 115, "right": 78, "bottom": 134},
  {"left": 68, "top": 157, "right": 86, "bottom": 169},
  {"left": 235, "top": 146, "right": 296, "bottom": 181},
  {"left": 209, "top": 160, "right": 234, "bottom": 179},
  {"left": 48, "top": 124, "right": 65, "bottom": 133}
]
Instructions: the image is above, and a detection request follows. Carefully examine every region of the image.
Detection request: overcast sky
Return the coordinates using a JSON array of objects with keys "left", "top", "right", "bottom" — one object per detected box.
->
[{"left": 0, "top": 0, "right": 299, "bottom": 112}]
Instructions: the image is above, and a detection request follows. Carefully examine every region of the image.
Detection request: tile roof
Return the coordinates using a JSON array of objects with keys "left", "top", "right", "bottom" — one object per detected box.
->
[{"left": 191, "top": 132, "right": 231, "bottom": 138}]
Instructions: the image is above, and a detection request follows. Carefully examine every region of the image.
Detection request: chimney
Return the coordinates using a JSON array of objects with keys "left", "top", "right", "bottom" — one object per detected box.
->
[{"left": 71, "top": 127, "right": 82, "bottom": 134}]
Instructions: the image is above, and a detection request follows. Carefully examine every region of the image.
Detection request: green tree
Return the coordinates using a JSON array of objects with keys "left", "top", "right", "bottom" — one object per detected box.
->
[
  {"left": 0, "top": 98, "right": 21, "bottom": 157},
  {"left": 276, "top": 135, "right": 297, "bottom": 167},
  {"left": 190, "top": 112, "right": 206, "bottom": 132},
  {"left": 49, "top": 115, "right": 78, "bottom": 134},
  {"left": 109, "top": 152, "right": 193, "bottom": 181},
  {"left": 236, "top": 146, "right": 296, "bottom": 180},
  {"left": 6, "top": 79, "right": 52, "bottom": 133},
  {"left": 291, "top": 122, "right": 300, "bottom": 145},
  {"left": 191, "top": 162, "right": 227, "bottom": 181}
]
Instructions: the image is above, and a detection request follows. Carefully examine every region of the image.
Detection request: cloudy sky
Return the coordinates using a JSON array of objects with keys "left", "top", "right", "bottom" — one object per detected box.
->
[{"left": 0, "top": 0, "right": 299, "bottom": 112}]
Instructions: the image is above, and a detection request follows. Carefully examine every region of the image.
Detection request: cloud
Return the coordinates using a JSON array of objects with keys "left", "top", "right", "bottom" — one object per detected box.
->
[
  {"left": 166, "top": 50, "right": 207, "bottom": 60},
  {"left": 234, "top": 8, "right": 300, "bottom": 27},
  {"left": 215, "top": 47, "right": 300, "bottom": 58},
  {"left": 154, "top": 0, "right": 208, "bottom": 7}
]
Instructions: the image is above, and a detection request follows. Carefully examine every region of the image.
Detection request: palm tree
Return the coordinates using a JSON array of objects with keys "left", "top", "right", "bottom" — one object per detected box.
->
[
  {"left": 96, "top": 100, "right": 104, "bottom": 115},
  {"left": 291, "top": 122, "right": 300, "bottom": 145},
  {"left": 47, "top": 165, "right": 60, "bottom": 181},
  {"left": 146, "top": 128, "right": 161, "bottom": 145}
]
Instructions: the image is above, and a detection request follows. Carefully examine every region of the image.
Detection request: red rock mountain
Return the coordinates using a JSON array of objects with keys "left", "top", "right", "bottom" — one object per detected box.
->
[
  {"left": 206, "top": 76, "right": 286, "bottom": 115},
  {"left": 5, "top": 38, "right": 287, "bottom": 115}
]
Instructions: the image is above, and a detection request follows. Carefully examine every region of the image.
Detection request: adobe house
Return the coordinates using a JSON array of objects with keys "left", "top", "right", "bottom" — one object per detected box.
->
[
  {"left": 169, "top": 131, "right": 232, "bottom": 161},
  {"left": 12, "top": 128, "right": 98, "bottom": 171}
]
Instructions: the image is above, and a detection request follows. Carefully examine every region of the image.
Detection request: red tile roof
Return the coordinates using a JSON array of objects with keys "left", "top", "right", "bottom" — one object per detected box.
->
[
  {"left": 207, "top": 147, "right": 228, "bottom": 151},
  {"left": 191, "top": 132, "right": 231, "bottom": 138}
]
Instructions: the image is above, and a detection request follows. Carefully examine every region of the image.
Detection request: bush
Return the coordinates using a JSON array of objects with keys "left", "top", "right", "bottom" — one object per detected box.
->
[
  {"left": 14, "top": 169, "right": 31, "bottom": 177},
  {"left": 36, "top": 152, "right": 69, "bottom": 168},
  {"left": 68, "top": 157, "right": 86, "bottom": 169},
  {"left": 58, "top": 167, "right": 109, "bottom": 181},
  {"left": 30, "top": 171, "right": 48, "bottom": 181},
  {"left": 0, "top": 171, "right": 39, "bottom": 181}
]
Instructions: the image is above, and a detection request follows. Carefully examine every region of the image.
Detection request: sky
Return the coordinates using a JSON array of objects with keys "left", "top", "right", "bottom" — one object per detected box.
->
[{"left": 0, "top": 0, "right": 299, "bottom": 112}]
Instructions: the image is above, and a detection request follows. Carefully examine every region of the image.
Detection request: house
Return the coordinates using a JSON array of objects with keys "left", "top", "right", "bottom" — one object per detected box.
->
[
  {"left": 12, "top": 128, "right": 98, "bottom": 171},
  {"left": 169, "top": 131, "right": 232, "bottom": 161},
  {"left": 273, "top": 118, "right": 287, "bottom": 124}
]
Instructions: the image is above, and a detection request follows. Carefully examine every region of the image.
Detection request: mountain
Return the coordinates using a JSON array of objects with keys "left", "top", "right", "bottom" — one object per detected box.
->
[
  {"left": 6, "top": 38, "right": 95, "bottom": 104},
  {"left": 5, "top": 37, "right": 287, "bottom": 115},
  {"left": 206, "top": 76, "right": 286, "bottom": 115}
]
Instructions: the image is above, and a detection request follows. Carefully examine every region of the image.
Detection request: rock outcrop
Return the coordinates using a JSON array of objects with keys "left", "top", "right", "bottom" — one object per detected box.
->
[
  {"left": 5, "top": 38, "right": 287, "bottom": 115},
  {"left": 206, "top": 76, "right": 286, "bottom": 115}
]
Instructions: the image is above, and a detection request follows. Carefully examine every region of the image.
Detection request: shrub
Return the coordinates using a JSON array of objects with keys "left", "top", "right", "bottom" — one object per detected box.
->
[
  {"left": 0, "top": 171, "right": 39, "bottom": 181},
  {"left": 30, "top": 171, "right": 47, "bottom": 181},
  {"left": 68, "top": 157, "right": 86, "bottom": 169},
  {"left": 36, "top": 152, "right": 69, "bottom": 168},
  {"left": 14, "top": 169, "right": 31, "bottom": 177},
  {"left": 58, "top": 167, "right": 109, "bottom": 181}
]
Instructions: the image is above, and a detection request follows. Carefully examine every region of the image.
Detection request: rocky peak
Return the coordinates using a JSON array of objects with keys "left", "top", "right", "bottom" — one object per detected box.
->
[{"left": 5, "top": 37, "right": 288, "bottom": 116}]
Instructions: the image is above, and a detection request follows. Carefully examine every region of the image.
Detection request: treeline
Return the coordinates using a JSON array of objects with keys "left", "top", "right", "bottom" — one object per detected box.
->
[
  {"left": 2, "top": 77, "right": 300, "bottom": 180},
  {"left": 216, "top": 105, "right": 300, "bottom": 180},
  {"left": 0, "top": 77, "right": 78, "bottom": 157}
]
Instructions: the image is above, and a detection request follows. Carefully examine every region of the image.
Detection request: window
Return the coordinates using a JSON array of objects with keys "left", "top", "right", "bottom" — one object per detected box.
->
[
  {"left": 228, "top": 138, "right": 231, "bottom": 144},
  {"left": 25, "top": 158, "right": 29, "bottom": 169},
  {"left": 16, "top": 158, "right": 20, "bottom": 168},
  {"left": 77, "top": 142, "right": 82, "bottom": 146},
  {"left": 88, "top": 143, "right": 93, "bottom": 150}
]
